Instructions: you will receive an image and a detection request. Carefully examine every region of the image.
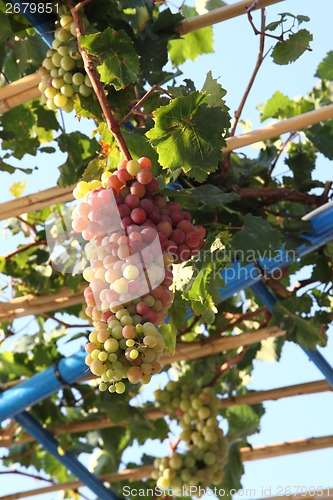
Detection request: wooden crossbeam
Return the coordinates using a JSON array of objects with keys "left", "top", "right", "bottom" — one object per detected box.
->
[{"left": 4, "top": 380, "right": 329, "bottom": 448}]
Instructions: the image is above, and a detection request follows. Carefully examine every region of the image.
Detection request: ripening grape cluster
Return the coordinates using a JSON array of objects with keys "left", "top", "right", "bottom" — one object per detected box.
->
[
  {"left": 72, "top": 157, "right": 206, "bottom": 393},
  {"left": 39, "top": 9, "right": 92, "bottom": 113},
  {"left": 152, "top": 379, "right": 228, "bottom": 494}
]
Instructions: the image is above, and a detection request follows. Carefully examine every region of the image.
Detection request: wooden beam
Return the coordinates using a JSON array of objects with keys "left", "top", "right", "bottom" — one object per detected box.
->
[
  {"left": 176, "top": 0, "right": 284, "bottom": 34},
  {"left": 7, "top": 380, "right": 329, "bottom": 448},
  {"left": 2, "top": 438, "right": 332, "bottom": 499},
  {"left": 0, "top": 72, "right": 41, "bottom": 114}
]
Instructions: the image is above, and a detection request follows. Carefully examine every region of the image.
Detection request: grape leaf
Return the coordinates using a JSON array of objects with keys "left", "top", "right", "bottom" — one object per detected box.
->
[
  {"left": 146, "top": 91, "right": 229, "bottom": 182},
  {"left": 271, "top": 29, "right": 313, "bottom": 65},
  {"left": 164, "top": 185, "right": 239, "bottom": 211},
  {"left": 168, "top": 6, "right": 213, "bottom": 66},
  {"left": 316, "top": 51, "right": 333, "bottom": 81},
  {"left": 231, "top": 214, "right": 282, "bottom": 262},
  {"left": 260, "top": 90, "right": 293, "bottom": 121},
  {"left": 158, "top": 324, "right": 176, "bottom": 356},
  {"left": 202, "top": 71, "right": 229, "bottom": 113},
  {"left": 79, "top": 28, "right": 139, "bottom": 89},
  {"left": 81, "top": 158, "right": 107, "bottom": 182},
  {"left": 216, "top": 442, "right": 244, "bottom": 499},
  {"left": 57, "top": 132, "right": 99, "bottom": 186},
  {"left": 271, "top": 301, "right": 327, "bottom": 349},
  {"left": 305, "top": 120, "right": 333, "bottom": 160}
]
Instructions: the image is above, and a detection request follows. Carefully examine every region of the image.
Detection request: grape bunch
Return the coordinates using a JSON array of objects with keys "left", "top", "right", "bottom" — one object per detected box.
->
[
  {"left": 72, "top": 157, "right": 206, "bottom": 393},
  {"left": 39, "top": 9, "right": 92, "bottom": 113},
  {"left": 152, "top": 379, "right": 228, "bottom": 493}
]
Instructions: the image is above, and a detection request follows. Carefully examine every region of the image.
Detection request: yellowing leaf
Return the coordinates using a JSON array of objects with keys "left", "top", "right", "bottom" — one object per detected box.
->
[{"left": 9, "top": 178, "right": 27, "bottom": 198}]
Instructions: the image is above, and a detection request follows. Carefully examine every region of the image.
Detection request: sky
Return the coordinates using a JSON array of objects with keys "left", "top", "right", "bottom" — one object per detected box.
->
[{"left": 0, "top": 0, "right": 333, "bottom": 499}]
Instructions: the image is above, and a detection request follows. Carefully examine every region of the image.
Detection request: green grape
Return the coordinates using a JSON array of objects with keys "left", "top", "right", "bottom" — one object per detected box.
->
[
  {"left": 54, "top": 93, "right": 68, "bottom": 108},
  {"left": 60, "top": 56, "right": 76, "bottom": 71},
  {"left": 72, "top": 72, "right": 85, "bottom": 86},
  {"left": 60, "top": 84, "right": 74, "bottom": 97},
  {"left": 79, "top": 83, "right": 92, "bottom": 97}
]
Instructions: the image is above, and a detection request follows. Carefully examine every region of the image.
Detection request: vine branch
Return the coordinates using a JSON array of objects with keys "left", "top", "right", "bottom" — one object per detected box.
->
[
  {"left": 70, "top": 5, "right": 132, "bottom": 160},
  {"left": 206, "top": 348, "right": 248, "bottom": 387},
  {"left": 4, "top": 240, "right": 47, "bottom": 260},
  {"left": 230, "top": 9, "right": 267, "bottom": 138}
]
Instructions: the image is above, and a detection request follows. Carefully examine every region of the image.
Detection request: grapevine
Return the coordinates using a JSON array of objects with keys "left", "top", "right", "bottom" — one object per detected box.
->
[
  {"left": 152, "top": 378, "right": 228, "bottom": 494},
  {"left": 72, "top": 158, "right": 206, "bottom": 393},
  {"left": 39, "top": 8, "right": 92, "bottom": 112}
]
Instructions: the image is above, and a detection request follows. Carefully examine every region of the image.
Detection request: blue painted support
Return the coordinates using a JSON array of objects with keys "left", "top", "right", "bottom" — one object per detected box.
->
[
  {"left": 0, "top": 351, "right": 87, "bottom": 421},
  {"left": 14, "top": 411, "right": 118, "bottom": 500},
  {"left": 251, "top": 281, "right": 333, "bottom": 387},
  {"left": 10, "top": 0, "right": 54, "bottom": 47}
]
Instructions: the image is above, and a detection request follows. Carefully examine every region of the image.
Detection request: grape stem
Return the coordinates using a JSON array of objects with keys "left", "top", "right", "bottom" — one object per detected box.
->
[
  {"left": 70, "top": 4, "right": 132, "bottom": 161},
  {"left": 168, "top": 436, "right": 181, "bottom": 457}
]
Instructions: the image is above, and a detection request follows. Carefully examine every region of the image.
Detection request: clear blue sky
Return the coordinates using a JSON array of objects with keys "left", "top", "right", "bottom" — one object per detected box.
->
[{"left": 0, "top": 0, "right": 333, "bottom": 498}]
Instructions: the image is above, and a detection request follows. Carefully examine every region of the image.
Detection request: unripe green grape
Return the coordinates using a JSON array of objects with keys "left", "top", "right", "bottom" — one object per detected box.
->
[
  {"left": 120, "top": 314, "right": 133, "bottom": 326},
  {"left": 70, "top": 22, "right": 77, "bottom": 36},
  {"left": 51, "top": 52, "right": 62, "bottom": 67},
  {"left": 52, "top": 39, "right": 61, "bottom": 50},
  {"left": 40, "top": 94, "right": 47, "bottom": 104},
  {"left": 38, "top": 82, "right": 46, "bottom": 93},
  {"left": 60, "top": 84, "right": 74, "bottom": 97},
  {"left": 115, "top": 381, "right": 126, "bottom": 394},
  {"left": 50, "top": 68, "right": 59, "bottom": 78},
  {"left": 60, "top": 15, "right": 73, "bottom": 30},
  {"left": 61, "top": 55, "right": 76, "bottom": 71},
  {"left": 43, "top": 58, "right": 55, "bottom": 70},
  {"left": 108, "top": 353, "right": 117, "bottom": 363},
  {"left": 91, "top": 349, "right": 100, "bottom": 360},
  {"left": 98, "top": 351, "right": 108, "bottom": 362},
  {"left": 109, "top": 384, "right": 116, "bottom": 393},
  {"left": 99, "top": 382, "right": 107, "bottom": 392},
  {"left": 104, "top": 338, "right": 119, "bottom": 353},
  {"left": 60, "top": 100, "right": 74, "bottom": 113},
  {"left": 63, "top": 72, "right": 73, "bottom": 84},
  {"left": 84, "top": 74, "right": 93, "bottom": 87},
  {"left": 46, "top": 98, "right": 57, "bottom": 111},
  {"left": 56, "top": 28, "right": 72, "bottom": 42},
  {"left": 57, "top": 45, "right": 68, "bottom": 57},
  {"left": 79, "top": 83, "right": 92, "bottom": 97},
  {"left": 169, "top": 454, "right": 182, "bottom": 470},
  {"left": 69, "top": 49, "right": 81, "bottom": 61},
  {"left": 52, "top": 77, "right": 64, "bottom": 89},
  {"left": 54, "top": 93, "right": 68, "bottom": 108},
  {"left": 73, "top": 73, "right": 84, "bottom": 86}
]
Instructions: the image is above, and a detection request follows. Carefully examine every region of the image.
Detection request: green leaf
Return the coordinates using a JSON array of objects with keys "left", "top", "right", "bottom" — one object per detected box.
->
[
  {"left": 196, "top": 0, "right": 226, "bottom": 14},
  {"left": 158, "top": 323, "right": 176, "bottom": 355},
  {"left": 271, "top": 29, "right": 313, "bottom": 65},
  {"left": 81, "top": 158, "right": 107, "bottom": 183},
  {"left": 165, "top": 185, "right": 239, "bottom": 211},
  {"left": 9, "top": 178, "right": 27, "bottom": 198},
  {"left": 260, "top": 90, "right": 294, "bottom": 121},
  {"left": 284, "top": 141, "right": 317, "bottom": 191},
  {"left": 32, "top": 102, "right": 60, "bottom": 131},
  {"left": 305, "top": 120, "right": 333, "bottom": 160},
  {"left": 57, "top": 132, "right": 99, "bottom": 187},
  {"left": 231, "top": 214, "right": 282, "bottom": 262},
  {"left": 79, "top": 28, "right": 140, "bottom": 89},
  {"left": 201, "top": 71, "right": 229, "bottom": 111},
  {"left": 146, "top": 91, "right": 229, "bottom": 182},
  {"left": 316, "top": 51, "right": 333, "bottom": 80},
  {"left": 0, "top": 352, "right": 32, "bottom": 382},
  {"left": 168, "top": 7, "right": 213, "bottom": 66},
  {"left": 217, "top": 442, "right": 244, "bottom": 498},
  {"left": 225, "top": 404, "right": 264, "bottom": 438},
  {"left": 271, "top": 301, "right": 327, "bottom": 349}
]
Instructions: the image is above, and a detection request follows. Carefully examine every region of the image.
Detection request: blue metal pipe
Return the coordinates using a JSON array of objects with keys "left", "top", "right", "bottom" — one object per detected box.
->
[
  {"left": 10, "top": 0, "right": 54, "bottom": 47},
  {"left": 14, "top": 411, "right": 118, "bottom": 500},
  {"left": 251, "top": 281, "right": 333, "bottom": 387},
  {"left": 0, "top": 351, "right": 87, "bottom": 421}
]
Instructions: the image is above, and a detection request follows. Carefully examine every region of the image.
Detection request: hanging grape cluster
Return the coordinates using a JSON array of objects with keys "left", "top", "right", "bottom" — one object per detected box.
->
[
  {"left": 72, "top": 158, "right": 206, "bottom": 393},
  {"left": 153, "top": 379, "right": 228, "bottom": 494},
  {"left": 39, "top": 9, "right": 92, "bottom": 113}
]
